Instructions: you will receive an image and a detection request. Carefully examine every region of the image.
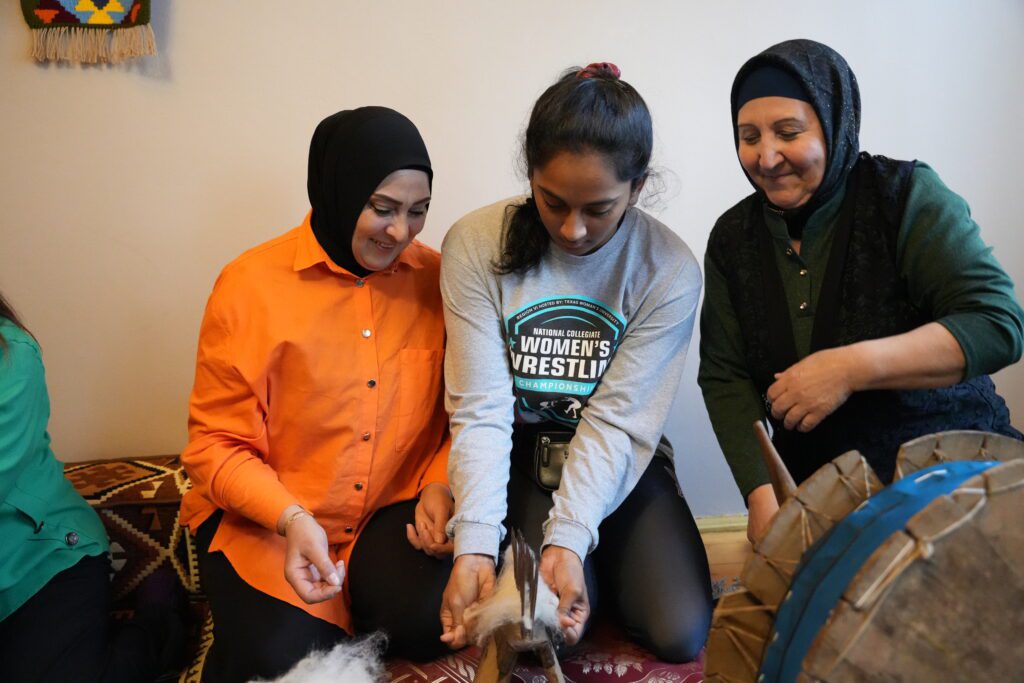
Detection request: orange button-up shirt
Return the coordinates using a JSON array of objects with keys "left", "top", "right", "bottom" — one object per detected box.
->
[{"left": 179, "top": 213, "right": 449, "bottom": 631}]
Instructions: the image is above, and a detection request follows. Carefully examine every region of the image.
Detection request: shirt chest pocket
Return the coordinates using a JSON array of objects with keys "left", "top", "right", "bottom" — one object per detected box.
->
[{"left": 395, "top": 348, "right": 444, "bottom": 453}]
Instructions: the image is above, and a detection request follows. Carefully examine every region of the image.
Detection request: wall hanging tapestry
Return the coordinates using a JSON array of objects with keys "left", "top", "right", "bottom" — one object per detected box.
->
[{"left": 21, "top": 1, "right": 156, "bottom": 64}]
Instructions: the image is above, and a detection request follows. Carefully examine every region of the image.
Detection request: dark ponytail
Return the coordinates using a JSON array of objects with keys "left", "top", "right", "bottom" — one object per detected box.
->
[
  {"left": 0, "top": 292, "right": 34, "bottom": 353},
  {"left": 493, "top": 63, "right": 654, "bottom": 274}
]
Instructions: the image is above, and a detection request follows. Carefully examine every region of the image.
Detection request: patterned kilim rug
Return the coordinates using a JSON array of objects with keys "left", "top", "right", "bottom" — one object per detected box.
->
[{"left": 20, "top": 0, "right": 155, "bottom": 64}]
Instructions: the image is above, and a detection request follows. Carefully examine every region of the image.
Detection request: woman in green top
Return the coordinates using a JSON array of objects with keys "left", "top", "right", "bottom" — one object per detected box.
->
[
  {"left": 0, "top": 293, "right": 177, "bottom": 681},
  {"left": 698, "top": 39, "right": 1024, "bottom": 544}
]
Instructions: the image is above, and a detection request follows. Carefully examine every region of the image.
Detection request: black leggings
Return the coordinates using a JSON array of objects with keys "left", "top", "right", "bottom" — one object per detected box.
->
[
  {"left": 505, "top": 453, "right": 713, "bottom": 663},
  {"left": 196, "top": 499, "right": 452, "bottom": 683},
  {"left": 0, "top": 553, "right": 175, "bottom": 683}
]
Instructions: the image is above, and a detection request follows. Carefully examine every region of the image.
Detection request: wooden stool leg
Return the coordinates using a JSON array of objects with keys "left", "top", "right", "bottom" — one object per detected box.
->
[
  {"left": 537, "top": 640, "right": 565, "bottom": 683},
  {"left": 474, "top": 626, "right": 520, "bottom": 683}
]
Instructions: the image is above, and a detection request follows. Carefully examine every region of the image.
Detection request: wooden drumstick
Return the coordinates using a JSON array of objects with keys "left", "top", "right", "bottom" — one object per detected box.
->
[{"left": 754, "top": 420, "right": 798, "bottom": 504}]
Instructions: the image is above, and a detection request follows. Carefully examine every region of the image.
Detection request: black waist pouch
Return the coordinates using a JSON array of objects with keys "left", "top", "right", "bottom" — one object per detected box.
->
[
  {"left": 511, "top": 426, "right": 674, "bottom": 492},
  {"left": 512, "top": 427, "right": 574, "bottom": 492}
]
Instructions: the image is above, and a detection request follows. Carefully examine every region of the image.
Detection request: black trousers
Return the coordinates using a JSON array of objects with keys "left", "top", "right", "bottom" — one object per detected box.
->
[
  {"left": 505, "top": 450, "right": 713, "bottom": 663},
  {"left": 196, "top": 499, "right": 452, "bottom": 683},
  {"left": 0, "top": 554, "right": 170, "bottom": 683}
]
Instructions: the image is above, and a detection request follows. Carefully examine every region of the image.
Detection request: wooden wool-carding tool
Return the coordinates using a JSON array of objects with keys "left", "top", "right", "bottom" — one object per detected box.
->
[{"left": 470, "top": 530, "right": 564, "bottom": 683}]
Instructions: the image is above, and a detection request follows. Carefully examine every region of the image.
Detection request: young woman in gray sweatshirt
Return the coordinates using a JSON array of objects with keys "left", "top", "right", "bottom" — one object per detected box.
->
[{"left": 438, "top": 63, "right": 713, "bottom": 663}]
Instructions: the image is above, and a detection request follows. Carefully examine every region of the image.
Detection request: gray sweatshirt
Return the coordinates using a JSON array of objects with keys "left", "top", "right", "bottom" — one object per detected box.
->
[{"left": 441, "top": 198, "right": 702, "bottom": 562}]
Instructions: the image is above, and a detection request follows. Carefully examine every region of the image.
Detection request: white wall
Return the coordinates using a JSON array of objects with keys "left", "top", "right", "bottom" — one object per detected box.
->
[{"left": 2, "top": 1, "right": 1022, "bottom": 516}]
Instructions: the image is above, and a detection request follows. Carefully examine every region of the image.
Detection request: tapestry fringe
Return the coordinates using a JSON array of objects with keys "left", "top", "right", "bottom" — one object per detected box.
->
[{"left": 30, "top": 25, "right": 156, "bottom": 64}]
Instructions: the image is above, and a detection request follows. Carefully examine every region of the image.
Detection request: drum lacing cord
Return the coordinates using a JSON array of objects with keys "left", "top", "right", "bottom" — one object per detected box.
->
[
  {"left": 762, "top": 495, "right": 859, "bottom": 582},
  {"left": 798, "top": 504, "right": 834, "bottom": 548},
  {"left": 818, "top": 483, "right": 1001, "bottom": 678},
  {"left": 763, "top": 457, "right": 883, "bottom": 581},
  {"left": 712, "top": 600, "right": 777, "bottom": 676},
  {"left": 759, "top": 503, "right": 833, "bottom": 587},
  {"left": 760, "top": 551, "right": 800, "bottom": 581},
  {"left": 837, "top": 457, "right": 881, "bottom": 501},
  {"left": 988, "top": 476, "right": 1024, "bottom": 496},
  {"left": 896, "top": 445, "right": 951, "bottom": 480},
  {"left": 929, "top": 446, "right": 951, "bottom": 463}
]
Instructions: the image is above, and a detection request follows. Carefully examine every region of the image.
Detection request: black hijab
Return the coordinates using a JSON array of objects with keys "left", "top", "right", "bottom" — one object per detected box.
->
[
  {"left": 307, "top": 107, "right": 432, "bottom": 276},
  {"left": 730, "top": 39, "right": 861, "bottom": 222}
]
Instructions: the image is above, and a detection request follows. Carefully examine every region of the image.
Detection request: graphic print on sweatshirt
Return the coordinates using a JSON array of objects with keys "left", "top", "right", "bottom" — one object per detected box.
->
[{"left": 505, "top": 295, "right": 627, "bottom": 426}]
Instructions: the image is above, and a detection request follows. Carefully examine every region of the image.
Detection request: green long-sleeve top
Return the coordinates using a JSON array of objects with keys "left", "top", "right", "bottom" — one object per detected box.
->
[
  {"left": 0, "top": 320, "right": 108, "bottom": 620},
  {"left": 698, "top": 162, "right": 1024, "bottom": 500}
]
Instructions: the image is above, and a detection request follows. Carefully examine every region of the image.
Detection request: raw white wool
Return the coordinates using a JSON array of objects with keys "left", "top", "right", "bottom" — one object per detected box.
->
[
  {"left": 252, "top": 634, "right": 385, "bottom": 683},
  {"left": 464, "top": 545, "right": 561, "bottom": 645}
]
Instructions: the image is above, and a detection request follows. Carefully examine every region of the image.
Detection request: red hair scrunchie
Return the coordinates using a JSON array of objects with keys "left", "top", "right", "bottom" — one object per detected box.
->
[{"left": 578, "top": 62, "right": 621, "bottom": 80}]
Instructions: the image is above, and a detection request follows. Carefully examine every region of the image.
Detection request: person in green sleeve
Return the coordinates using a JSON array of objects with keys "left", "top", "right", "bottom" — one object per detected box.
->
[
  {"left": 0, "top": 292, "right": 180, "bottom": 681},
  {"left": 698, "top": 39, "right": 1024, "bottom": 545}
]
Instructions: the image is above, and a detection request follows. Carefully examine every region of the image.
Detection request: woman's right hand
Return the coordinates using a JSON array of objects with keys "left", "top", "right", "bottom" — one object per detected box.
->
[
  {"left": 746, "top": 483, "right": 780, "bottom": 544},
  {"left": 440, "top": 554, "right": 496, "bottom": 649},
  {"left": 281, "top": 507, "right": 345, "bottom": 604}
]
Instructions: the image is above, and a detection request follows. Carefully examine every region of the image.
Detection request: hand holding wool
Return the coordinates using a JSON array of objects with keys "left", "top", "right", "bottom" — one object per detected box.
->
[
  {"left": 440, "top": 554, "right": 496, "bottom": 649},
  {"left": 460, "top": 544, "right": 561, "bottom": 646},
  {"left": 540, "top": 545, "right": 590, "bottom": 645},
  {"left": 282, "top": 510, "right": 344, "bottom": 604}
]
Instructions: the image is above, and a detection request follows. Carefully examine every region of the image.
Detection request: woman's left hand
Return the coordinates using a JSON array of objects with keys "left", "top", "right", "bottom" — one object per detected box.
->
[
  {"left": 539, "top": 545, "right": 590, "bottom": 645},
  {"left": 406, "top": 482, "right": 455, "bottom": 558},
  {"left": 767, "top": 347, "right": 855, "bottom": 432}
]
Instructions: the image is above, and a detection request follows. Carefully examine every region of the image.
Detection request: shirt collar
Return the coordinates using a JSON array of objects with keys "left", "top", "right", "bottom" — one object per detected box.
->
[
  {"left": 293, "top": 211, "right": 426, "bottom": 276},
  {"left": 761, "top": 183, "right": 847, "bottom": 243}
]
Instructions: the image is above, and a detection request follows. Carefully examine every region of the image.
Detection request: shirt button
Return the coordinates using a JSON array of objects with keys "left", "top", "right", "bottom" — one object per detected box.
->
[
  {"left": 355, "top": 279, "right": 365, "bottom": 287},
  {"left": 361, "top": 432, "right": 371, "bottom": 441},
  {"left": 799, "top": 301, "right": 809, "bottom": 311},
  {"left": 65, "top": 531, "right": 79, "bottom": 546},
  {"left": 361, "top": 329, "right": 372, "bottom": 338},
  {"left": 367, "top": 379, "right": 377, "bottom": 388},
  {"left": 799, "top": 269, "right": 808, "bottom": 276},
  {"left": 345, "top": 526, "right": 354, "bottom": 534},
  {"left": 354, "top": 482, "right": 364, "bottom": 491}
]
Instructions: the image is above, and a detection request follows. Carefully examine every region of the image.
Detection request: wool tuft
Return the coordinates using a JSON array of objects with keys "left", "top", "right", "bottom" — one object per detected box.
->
[
  {"left": 464, "top": 545, "right": 561, "bottom": 645},
  {"left": 253, "top": 634, "right": 385, "bottom": 683}
]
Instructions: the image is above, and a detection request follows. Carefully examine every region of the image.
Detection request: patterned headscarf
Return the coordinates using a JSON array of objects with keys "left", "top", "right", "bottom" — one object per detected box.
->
[{"left": 730, "top": 39, "right": 861, "bottom": 214}]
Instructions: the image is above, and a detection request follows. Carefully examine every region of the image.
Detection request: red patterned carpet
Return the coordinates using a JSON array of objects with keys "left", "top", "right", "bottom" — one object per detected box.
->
[{"left": 387, "top": 622, "right": 704, "bottom": 682}]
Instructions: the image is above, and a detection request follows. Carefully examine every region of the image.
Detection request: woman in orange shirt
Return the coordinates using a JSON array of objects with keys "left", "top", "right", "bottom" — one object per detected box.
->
[{"left": 180, "top": 107, "right": 452, "bottom": 682}]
